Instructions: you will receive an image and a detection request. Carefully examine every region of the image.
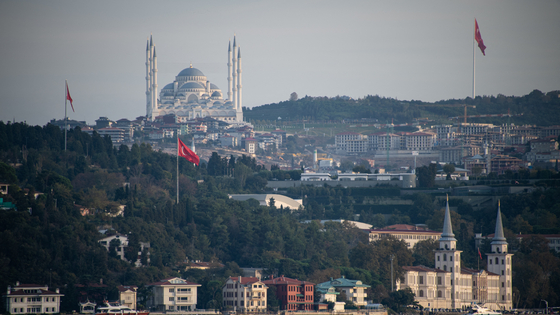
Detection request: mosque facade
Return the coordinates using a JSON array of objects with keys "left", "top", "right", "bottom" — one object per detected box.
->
[
  {"left": 397, "top": 199, "right": 513, "bottom": 311},
  {"left": 145, "top": 36, "right": 243, "bottom": 124}
]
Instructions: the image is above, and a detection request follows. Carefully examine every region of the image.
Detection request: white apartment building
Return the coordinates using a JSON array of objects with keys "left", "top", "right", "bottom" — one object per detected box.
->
[
  {"left": 367, "top": 224, "right": 441, "bottom": 249},
  {"left": 3, "top": 282, "right": 63, "bottom": 314},
  {"left": 404, "top": 132, "right": 436, "bottom": 151},
  {"left": 147, "top": 277, "right": 201, "bottom": 312},
  {"left": 335, "top": 132, "right": 366, "bottom": 152},
  {"left": 222, "top": 276, "right": 267, "bottom": 312},
  {"left": 98, "top": 234, "right": 150, "bottom": 267}
]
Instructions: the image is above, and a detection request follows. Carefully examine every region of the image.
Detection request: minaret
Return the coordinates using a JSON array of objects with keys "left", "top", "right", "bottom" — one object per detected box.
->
[
  {"left": 227, "top": 41, "right": 233, "bottom": 102},
  {"left": 232, "top": 36, "right": 238, "bottom": 110},
  {"left": 151, "top": 46, "right": 158, "bottom": 121},
  {"left": 434, "top": 195, "right": 461, "bottom": 308},
  {"left": 146, "top": 37, "right": 152, "bottom": 119},
  {"left": 486, "top": 201, "right": 513, "bottom": 310},
  {"left": 236, "top": 47, "right": 243, "bottom": 121}
]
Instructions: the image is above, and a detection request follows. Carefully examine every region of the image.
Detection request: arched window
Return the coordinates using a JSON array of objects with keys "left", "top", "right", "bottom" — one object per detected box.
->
[
  {"left": 443, "top": 254, "right": 447, "bottom": 261},
  {"left": 443, "top": 265, "right": 447, "bottom": 271},
  {"left": 419, "top": 290, "right": 424, "bottom": 297}
]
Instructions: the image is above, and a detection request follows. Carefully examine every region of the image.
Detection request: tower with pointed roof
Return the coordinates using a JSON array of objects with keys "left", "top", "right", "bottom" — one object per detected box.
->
[
  {"left": 434, "top": 196, "right": 462, "bottom": 308},
  {"left": 486, "top": 201, "right": 513, "bottom": 309}
]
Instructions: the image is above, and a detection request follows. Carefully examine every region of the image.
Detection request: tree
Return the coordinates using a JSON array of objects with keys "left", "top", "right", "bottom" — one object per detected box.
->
[
  {"left": 382, "top": 288, "right": 416, "bottom": 312},
  {"left": 289, "top": 92, "right": 298, "bottom": 101},
  {"left": 443, "top": 164, "right": 455, "bottom": 180},
  {"left": 416, "top": 163, "right": 437, "bottom": 188}
]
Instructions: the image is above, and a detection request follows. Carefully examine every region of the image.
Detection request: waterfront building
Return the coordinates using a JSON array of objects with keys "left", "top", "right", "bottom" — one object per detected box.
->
[
  {"left": 147, "top": 277, "right": 200, "bottom": 312},
  {"left": 397, "top": 199, "right": 513, "bottom": 311},
  {"left": 262, "top": 275, "right": 315, "bottom": 311},
  {"left": 3, "top": 282, "right": 63, "bottom": 314},
  {"left": 222, "top": 276, "right": 267, "bottom": 312}
]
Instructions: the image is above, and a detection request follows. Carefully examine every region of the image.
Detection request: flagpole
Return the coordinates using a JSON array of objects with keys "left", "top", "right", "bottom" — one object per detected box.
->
[
  {"left": 472, "top": 19, "right": 476, "bottom": 99},
  {"left": 177, "top": 137, "right": 179, "bottom": 204},
  {"left": 64, "top": 80, "right": 68, "bottom": 151}
]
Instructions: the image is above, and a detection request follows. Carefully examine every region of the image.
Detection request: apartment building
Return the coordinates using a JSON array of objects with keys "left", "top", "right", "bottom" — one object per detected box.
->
[
  {"left": 222, "top": 276, "right": 267, "bottom": 312},
  {"left": 147, "top": 277, "right": 201, "bottom": 312},
  {"left": 262, "top": 275, "right": 315, "bottom": 311},
  {"left": 3, "top": 282, "right": 64, "bottom": 314}
]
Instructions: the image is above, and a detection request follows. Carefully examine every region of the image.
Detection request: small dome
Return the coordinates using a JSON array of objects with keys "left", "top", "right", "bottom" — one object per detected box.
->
[
  {"left": 180, "top": 82, "right": 204, "bottom": 90},
  {"left": 162, "top": 83, "right": 174, "bottom": 90},
  {"left": 178, "top": 67, "right": 205, "bottom": 77},
  {"left": 212, "top": 91, "right": 222, "bottom": 97},
  {"left": 210, "top": 83, "right": 220, "bottom": 90}
]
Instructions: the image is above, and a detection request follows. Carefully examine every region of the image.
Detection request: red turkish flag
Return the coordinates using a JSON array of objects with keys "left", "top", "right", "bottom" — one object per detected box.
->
[
  {"left": 178, "top": 139, "right": 199, "bottom": 166},
  {"left": 475, "top": 19, "right": 486, "bottom": 56},
  {"left": 478, "top": 247, "right": 483, "bottom": 260},
  {"left": 66, "top": 82, "right": 74, "bottom": 112}
]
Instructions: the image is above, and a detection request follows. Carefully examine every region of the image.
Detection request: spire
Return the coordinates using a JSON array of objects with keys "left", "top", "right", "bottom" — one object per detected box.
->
[
  {"left": 150, "top": 34, "right": 153, "bottom": 47},
  {"left": 228, "top": 40, "right": 231, "bottom": 52},
  {"left": 153, "top": 47, "right": 156, "bottom": 58},
  {"left": 238, "top": 47, "right": 241, "bottom": 58},
  {"left": 492, "top": 200, "right": 507, "bottom": 244},
  {"left": 233, "top": 35, "right": 237, "bottom": 48},
  {"left": 146, "top": 38, "right": 149, "bottom": 51},
  {"left": 441, "top": 195, "right": 457, "bottom": 241}
]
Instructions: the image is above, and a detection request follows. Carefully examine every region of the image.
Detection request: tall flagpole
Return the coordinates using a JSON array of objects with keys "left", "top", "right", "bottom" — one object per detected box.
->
[
  {"left": 472, "top": 19, "right": 476, "bottom": 99},
  {"left": 177, "top": 137, "right": 179, "bottom": 204},
  {"left": 64, "top": 80, "right": 68, "bottom": 151}
]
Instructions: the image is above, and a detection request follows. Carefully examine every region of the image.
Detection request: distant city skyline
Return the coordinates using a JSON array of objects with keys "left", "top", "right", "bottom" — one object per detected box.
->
[{"left": 1, "top": 0, "right": 559, "bottom": 126}]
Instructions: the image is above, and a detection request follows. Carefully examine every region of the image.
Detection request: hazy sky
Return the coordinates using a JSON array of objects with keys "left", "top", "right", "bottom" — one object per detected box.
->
[{"left": 1, "top": 0, "right": 559, "bottom": 126}]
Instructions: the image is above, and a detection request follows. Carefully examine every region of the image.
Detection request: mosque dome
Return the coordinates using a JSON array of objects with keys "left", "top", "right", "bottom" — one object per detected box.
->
[
  {"left": 179, "top": 82, "right": 205, "bottom": 90},
  {"left": 211, "top": 91, "right": 222, "bottom": 97},
  {"left": 162, "top": 83, "right": 174, "bottom": 90},
  {"left": 210, "top": 83, "right": 220, "bottom": 90},
  {"left": 178, "top": 67, "right": 205, "bottom": 77}
]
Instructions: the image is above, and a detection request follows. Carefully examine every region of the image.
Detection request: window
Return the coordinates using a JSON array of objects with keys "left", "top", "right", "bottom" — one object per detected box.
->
[
  {"left": 495, "top": 257, "right": 499, "bottom": 264},
  {"left": 443, "top": 254, "right": 447, "bottom": 261},
  {"left": 419, "top": 276, "right": 424, "bottom": 284},
  {"left": 438, "top": 277, "right": 442, "bottom": 285},
  {"left": 450, "top": 267, "right": 453, "bottom": 272},
  {"left": 419, "top": 290, "right": 424, "bottom": 297},
  {"left": 502, "top": 259, "right": 505, "bottom": 265},
  {"left": 169, "top": 288, "right": 175, "bottom": 293},
  {"left": 438, "top": 290, "right": 442, "bottom": 298},
  {"left": 178, "top": 297, "right": 189, "bottom": 301},
  {"left": 178, "top": 288, "right": 191, "bottom": 293},
  {"left": 502, "top": 282, "right": 504, "bottom": 287},
  {"left": 169, "top": 297, "right": 174, "bottom": 301},
  {"left": 502, "top": 270, "right": 504, "bottom": 275},
  {"left": 450, "top": 255, "right": 453, "bottom": 261}
]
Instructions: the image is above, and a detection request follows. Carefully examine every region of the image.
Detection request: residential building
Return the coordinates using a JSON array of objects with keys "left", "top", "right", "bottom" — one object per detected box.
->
[
  {"left": 3, "top": 282, "right": 63, "bottom": 314},
  {"left": 222, "top": 276, "right": 267, "bottom": 312},
  {"left": 147, "top": 277, "right": 201, "bottom": 312},
  {"left": 316, "top": 276, "right": 370, "bottom": 307},
  {"left": 336, "top": 132, "right": 366, "bottom": 153},
  {"left": 403, "top": 132, "right": 436, "bottom": 151},
  {"left": 220, "top": 135, "right": 237, "bottom": 147},
  {"left": 98, "top": 234, "right": 150, "bottom": 267},
  {"left": 97, "top": 127, "right": 125, "bottom": 144},
  {"left": 117, "top": 286, "right": 137, "bottom": 310},
  {"left": 489, "top": 155, "right": 523, "bottom": 174},
  {"left": 367, "top": 224, "right": 441, "bottom": 249},
  {"left": 262, "top": 275, "right": 315, "bottom": 311},
  {"left": 397, "top": 199, "right": 512, "bottom": 311},
  {"left": 244, "top": 137, "right": 258, "bottom": 154},
  {"left": 439, "top": 145, "right": 482, "bottom": 164}
]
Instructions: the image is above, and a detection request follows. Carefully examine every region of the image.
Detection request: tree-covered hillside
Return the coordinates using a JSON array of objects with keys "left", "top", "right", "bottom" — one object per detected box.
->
[
  {"left": 0, "top": 121, "right": 559, "bottom": 311},
  {"left": 244, "top": 90, "right": 560, "bottom": 126}
]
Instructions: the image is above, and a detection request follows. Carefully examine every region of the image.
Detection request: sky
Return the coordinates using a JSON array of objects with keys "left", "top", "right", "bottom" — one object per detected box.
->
[{"left": 1, "top": 0, "right": 559, "bottom": 126}]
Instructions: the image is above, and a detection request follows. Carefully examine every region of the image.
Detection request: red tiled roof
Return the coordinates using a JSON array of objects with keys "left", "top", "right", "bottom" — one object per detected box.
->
[{"left": 262, "top": 275, "right": 314, "bottom": 286}]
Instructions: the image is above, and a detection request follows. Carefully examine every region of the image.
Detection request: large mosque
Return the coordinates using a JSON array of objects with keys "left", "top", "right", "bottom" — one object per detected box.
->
[{"left": 145, "top": 35, "right": 244, "bottom": 124}]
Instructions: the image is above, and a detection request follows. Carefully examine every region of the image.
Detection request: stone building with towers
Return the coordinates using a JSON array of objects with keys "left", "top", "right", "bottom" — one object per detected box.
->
[
  {"left": 145, "top": 35, "right": 244, "bottom": 124},
  {"left": 397, "top": 198, "right": 513, "bottom": 311}
]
